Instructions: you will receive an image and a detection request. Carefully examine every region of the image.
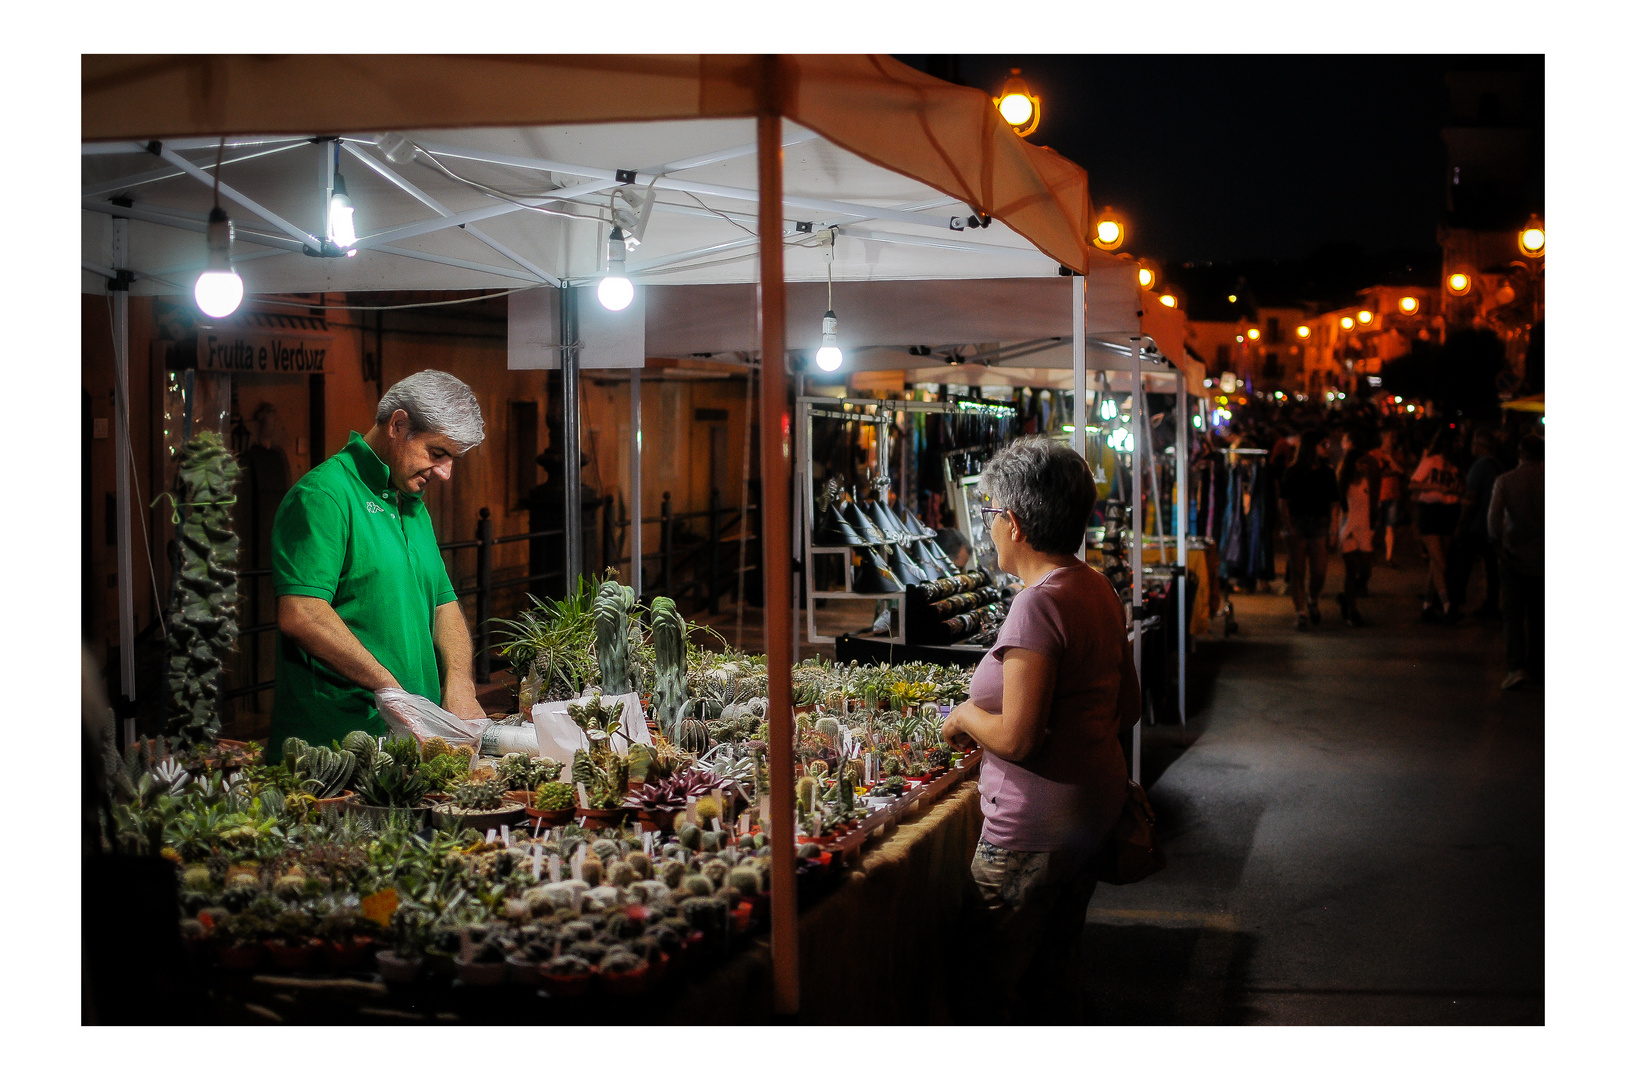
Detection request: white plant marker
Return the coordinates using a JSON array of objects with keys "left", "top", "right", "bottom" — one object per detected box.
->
[
  {"left": 500, "top": 824, "right": 510, "bottom": 847},
  {"left": 549, "top": 854, "right": 561, "bottom": 882}
]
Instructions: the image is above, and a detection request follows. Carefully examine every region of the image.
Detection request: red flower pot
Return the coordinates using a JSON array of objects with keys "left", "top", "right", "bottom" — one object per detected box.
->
[
  {"left": 576, "top": 807, "right": 629, "bottom": 829},
  {"left": 539, "top": 969, "right": 594, "bottom": 998},
  {"left": 599, "top": 961, "right": 650, "bottom": 996},
  {"left": 505, "top": 955, "right": 545, "bottom": 986},
  {"left": 217, "top": 942, "right": 265, "bottom": 970},
  {"left": 527, "top": 806, "right": 574, "bottom": 829}
]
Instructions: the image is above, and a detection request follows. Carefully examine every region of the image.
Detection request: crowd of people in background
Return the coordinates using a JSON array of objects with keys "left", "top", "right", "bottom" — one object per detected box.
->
[{"left": 1207, "top": 396, "right": 1544, "bottom": 691}]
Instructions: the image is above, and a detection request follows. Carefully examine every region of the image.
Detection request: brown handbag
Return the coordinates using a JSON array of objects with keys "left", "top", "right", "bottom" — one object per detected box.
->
[{"left": 1093, "top": 779, "right": 1167, "bottom": 885}]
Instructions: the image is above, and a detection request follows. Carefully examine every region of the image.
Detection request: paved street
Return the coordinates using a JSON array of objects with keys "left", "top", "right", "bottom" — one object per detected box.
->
[{"left": 1083, "top": 556, "right": 1544, "bottom": 1024}]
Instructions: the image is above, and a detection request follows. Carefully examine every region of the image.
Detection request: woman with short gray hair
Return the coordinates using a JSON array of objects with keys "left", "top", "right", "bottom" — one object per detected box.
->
[{"left": 941, "top": 434, "right": 1140, "bottom": 1023}]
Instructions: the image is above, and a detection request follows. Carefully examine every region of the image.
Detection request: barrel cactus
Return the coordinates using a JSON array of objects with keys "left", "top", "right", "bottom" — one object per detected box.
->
[
  {"left": 593, "top": 579, "right": 637, "bottom": 696},
  {"left": 650, "top": 596, "right": 690, "bottom": 740},
  {"left": 163, "top": 430, "right": 241, "bottom": 746},
  {"left": 671, "top": 701, "right": 709, "bottom": 755},
  {"left": 453, "top": 777, "right": 508, "bottom": 811},
  {"left": 341, "top": 731, "right": 378, "bottom": 774}
]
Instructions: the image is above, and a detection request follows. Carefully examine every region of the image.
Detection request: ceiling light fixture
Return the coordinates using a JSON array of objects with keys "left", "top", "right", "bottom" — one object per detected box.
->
[{"left": 815, "top": 229, "right": 843, "bottom": 371}]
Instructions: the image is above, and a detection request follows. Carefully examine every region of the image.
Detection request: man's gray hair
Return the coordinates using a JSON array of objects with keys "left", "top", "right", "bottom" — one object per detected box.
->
[
  {"left": 977, "top": 435, "right": 1096, "bottom": 555},
  {"left": 376, "top": 370, "right": 485, "bottom": 450}
]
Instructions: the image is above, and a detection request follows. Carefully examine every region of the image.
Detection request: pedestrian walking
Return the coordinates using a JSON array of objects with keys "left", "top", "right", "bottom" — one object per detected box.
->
[
  {"left": 1278, "top": 428, "right": 1339, "bottom": 630},
  {"left": 1333, "top": 430, "right": 1379, "bottom": 626},
  {"left": 1488, "top": 435, "right": 1544, "bottom": 690},
  {"left": 1369, "top": 428, "right": 1410, "bottom": 566},
  {"left": 1410, "top": 428, "right": 1464, "bottom": 623},
  {"left": 1448, "top": 429, "right": 1505, "bottom": 618}
]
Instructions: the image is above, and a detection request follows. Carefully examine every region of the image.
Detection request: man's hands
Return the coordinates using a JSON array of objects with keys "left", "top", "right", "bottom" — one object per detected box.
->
[{"left": 441, "top": 679, "right": 485, "bottom": 722}]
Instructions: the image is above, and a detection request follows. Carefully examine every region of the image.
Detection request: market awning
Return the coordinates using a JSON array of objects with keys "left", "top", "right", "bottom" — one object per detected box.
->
[{"left": 82, "top": 55, "right": 1094, "bottom": 297}]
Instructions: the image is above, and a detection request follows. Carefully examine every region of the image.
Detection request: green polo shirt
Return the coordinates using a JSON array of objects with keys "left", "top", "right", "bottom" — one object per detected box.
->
[{"left": 268, "top": 431, "right": 458, "bottom": 753}]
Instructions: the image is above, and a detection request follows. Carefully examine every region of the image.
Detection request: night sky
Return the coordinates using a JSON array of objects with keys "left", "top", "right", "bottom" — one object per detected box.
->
[{"left": 895, "top": 55, "right": 1526, "bottom": 268}]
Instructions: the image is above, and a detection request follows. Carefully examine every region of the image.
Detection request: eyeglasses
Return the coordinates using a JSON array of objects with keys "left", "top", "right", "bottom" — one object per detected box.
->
[{"left": 977, "top": 505, "right": 1009, "bottom": 524}]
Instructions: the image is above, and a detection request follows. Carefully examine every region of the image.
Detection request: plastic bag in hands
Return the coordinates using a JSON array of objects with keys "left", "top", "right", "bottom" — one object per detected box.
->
[{"left": 374, "top": 687, "right": 491, "bottom": 748}]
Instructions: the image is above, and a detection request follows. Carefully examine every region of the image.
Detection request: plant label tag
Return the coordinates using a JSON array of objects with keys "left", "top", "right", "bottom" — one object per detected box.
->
[
  {"left": 531, "top": 847, "right": 543, "bottom": 878},
  {"left": 739, "top": 812, "right": 751, "bottom": 835},
  {"left": 685, "top": 794, "right": 698, "bottom": 825},
  {"left": 710, "top": 818, "right": 720, "bottom": 832},
  {"left": 500, "top": 825, "right": 511, "bottom": 847},
  {"left": 643, "top": 832, "right": 655, "bottom": 857},
  {"left": 577, "top": 782, "right": 590, "bottom": 808},
  {"left": 549, "top": 854, "right": 561, "bottom": 882},
  {"left": 486, "top": 828, "right": 498, "bottom": 844},
  {"left": 633, "top": 821, "right": 643, "bottom": 836},
  {"left": 571, "top": 847, "right": 585, "bottom": 881}
]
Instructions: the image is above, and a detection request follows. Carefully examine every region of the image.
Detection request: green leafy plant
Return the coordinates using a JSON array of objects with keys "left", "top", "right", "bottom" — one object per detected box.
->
[
  {"left": 163, "top": 431, "right": 241, "bottom": 746},
  {"left": 381, "top": 737, "right": 420, "bottom": 771},
  {"left": 533, "top": 782, "right": 574, "bottom": 812},
  {"left": 355, "top": 762, "right": 430, "bottom": 809},
  {"left": 593, "top": 578, "right": 637, "bottom": 695},
  {"left": 452, "top": 777, "right": 508, "bottom": 811},
  {"left": 417, "top": 752, "right": 470, "bottom": 794},
  {"left": 650, "top": 596, "right": 691, "bottom": 740}
]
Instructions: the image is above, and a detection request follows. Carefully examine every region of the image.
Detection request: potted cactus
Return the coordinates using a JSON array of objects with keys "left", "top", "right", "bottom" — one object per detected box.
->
[
  {"left": 432, "top": 777, "right": 526, "bottom": 833},
  {"left": 527, "top": 781, "right": 576, "bottom": 828},
  {"left": 597, "top": 946, "right": 650, "bottom": 996},
  {"left": 593, "top": 578, "right": 637, "bottom": 696},
  {"left": 538, "top": 953, "right": 594, "bottom": 998},
  {"left": 452, "top": 923, "right": 508, "bottom": 987}
]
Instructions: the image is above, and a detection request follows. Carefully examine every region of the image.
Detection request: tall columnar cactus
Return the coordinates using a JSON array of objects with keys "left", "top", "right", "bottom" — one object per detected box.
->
[
  {"left": 164, "top": 431, "right": 241, "bottom": 745},
  {"left": 651, "top": 596, "right": 690, "bottom": 740},
  {"left": 593, "top": 580, "right": 636, "bottom": 695}
]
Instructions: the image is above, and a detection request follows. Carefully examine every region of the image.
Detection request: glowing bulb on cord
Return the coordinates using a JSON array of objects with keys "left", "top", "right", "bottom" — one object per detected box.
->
[
  {"left": 1159, "top": 294, "right": 1177, "bottom": 308},
  {"left": 816, "top": 309, "right": 843, "bottom": 371},
  {"left": 1296, "top": 325, "right": 1311, "bottom": 338},
  {"left": 1093, "top": 207, "right": 1125, "bottom": 250},
  {"left": 1099, "top": 396, "right": 1118, "bottom": 421},
  {"left": 1138, "top": 266, "right": 1155, "bottom": 288},
  {"left": 994, "top": 70, "right": 1040, "bottom": 136},
  {"left": 327, "top": 171, "right": 357, "bottom": 250},
  {"left": 1518, "top": 218, "right": 1545, "bottom": 257},
  {"left": 598, "top": 226, "right": 634, "bottom": 311},
  {"left": 1399, "top": 296, "right": 1419, "bottom": 314},
  {"left": 1447, "top": 272, "right": 1471, "bottom": 295},
  {"left": 1340, "top": 316, "right": 1355, "bottom": 330},
  {"left": 194, "top": 207, "right": 244, "bottom": 319},
  {"left": 1247, "top": 328, "right": 1260, "bottom": 340},
  {"left": 1357, "top": 310, "right": 1373, "bottom": 325}
]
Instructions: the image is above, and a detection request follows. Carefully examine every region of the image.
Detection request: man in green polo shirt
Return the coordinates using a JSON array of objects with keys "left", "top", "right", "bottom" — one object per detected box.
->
[{"left": 268, "top": 369, "right": 486, "bottom": 753}]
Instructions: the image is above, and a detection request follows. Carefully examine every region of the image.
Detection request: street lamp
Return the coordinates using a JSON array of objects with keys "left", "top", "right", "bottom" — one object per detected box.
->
[
  {"left": 1447, "top": 272, "right": 1472, "bottom": 295},
  {"left": 1093, "top": 207, "right": 1125, "bottom": 251},
  {"left": 1518, "top": 215, "right": 1545, "bottom": 257},
  {"left": 995, "top": 70, "right": 1041, "bottom": 138}
]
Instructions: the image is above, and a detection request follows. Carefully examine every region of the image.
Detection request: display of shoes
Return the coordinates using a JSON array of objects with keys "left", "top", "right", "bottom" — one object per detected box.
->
[
  {"left": 886, "top": 542, "right": 928, "bottom": 586},
  {"left": 814, "top": 503, "right": 868, "bottom": 547},
  {"left": 901, "top": 506, "right": 936, "bottom": 540},
  {"left": 845, "top": 501, "right": 888, "bottom": 545},
  {"left": 853, "top": 548, "right": 903, "bottom": 593}
]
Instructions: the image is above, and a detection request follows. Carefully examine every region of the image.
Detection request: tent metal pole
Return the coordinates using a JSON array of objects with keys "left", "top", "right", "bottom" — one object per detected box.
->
[
  {"left": 561, "top": 284, "right": 583, "bottom": 595},
  {"left": 757, "top": 59, "right": 801, "bottom": 1018},
  {"left": 112, "top": 217, "right": 136, "bottom": 703},
  {"left": 1070, "top": 273, "right": 1087, "bottom": 461},
  {"left": 1176, "top": 374, "right": 1189, "bottom": 728},
  {"left": 1130, "top": 334, "right": 1144, "bottom": 784},
  {"left": 630, "top": 370, "right": 643, "bottom": 596}
]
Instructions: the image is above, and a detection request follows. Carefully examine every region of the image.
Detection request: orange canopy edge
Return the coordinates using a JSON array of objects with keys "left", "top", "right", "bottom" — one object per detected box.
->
[{"left": 82, "top": 53, "right": 1092, "bottom": 274}]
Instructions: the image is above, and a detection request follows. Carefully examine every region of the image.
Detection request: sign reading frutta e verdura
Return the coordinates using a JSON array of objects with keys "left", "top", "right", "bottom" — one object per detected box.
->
[{"left": 198, "top": 330, "right": 330, "bottom": 373}]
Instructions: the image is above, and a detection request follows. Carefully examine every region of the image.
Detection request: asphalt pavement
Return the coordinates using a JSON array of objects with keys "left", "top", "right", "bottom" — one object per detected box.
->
[{"left": 1081, "top": 555, "right": 1544, "bottom": 1025}]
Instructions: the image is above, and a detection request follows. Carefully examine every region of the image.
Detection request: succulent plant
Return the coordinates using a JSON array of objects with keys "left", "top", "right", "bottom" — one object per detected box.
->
[
  {"left": 671, "top": 701, "right": 709, "bottom": 755},
  {"left": 728, "top": 867, "right": 761, "bottom": 895},
  {"left": 659, "top": 861, "right": 687, "bottom": 889},
  {"left": 382, "top": 737, "right": 420, "bottom": 771},
  {"left": 534, "top": 781, "right": 574, "bottom": 812},
  {"left": 677, "top": 823, "right": 702, "bottom": 851},
  {"left": 925, "top": 745, "right": 954, "bottom": 770},
  {"left": 579, "top": 856, "right": 603, "bottom": 888},
  {"left": 300, "top": 745, "right": 356, "bottom": 799},
  {"left": 497, "top": 752, "right": 538, "bottom": 791},
  {"left": 417, "top": 751, "right": 470, "bottom": 794},
  {"left": 680, "top": 874, "right": 714, "bottom": 897},
  {"left": 162, "top": 431, "right": 241, "bottom": 746},
  {"left": 421, "top": 736, "right": 451, "bottom": 761},
  {"left": 626, "top": 852, "right": 652, "bottom": 879},
  {"left": 593, "top": 579, "right": 637, "bottom": 696},
  {"left": 354, "top": 761, "right": 429, "bottom": 809},
  {"left": 609, "top": 862, "right": 637, "bottom": 889},
  {"left": 626, "top": 743, "right": 655, "bottom": 784},
  {"left": 693, "top": 794, "right": 723, "bottom": 828},
  {"left": 341, "top": 730, "right": 379, "bottom": 774},
  {"left": 651, "top": 597, "right": 691, "bottom": 740},
  {"left": 452, "top": 777, "right": 507, "bottom": 811}
]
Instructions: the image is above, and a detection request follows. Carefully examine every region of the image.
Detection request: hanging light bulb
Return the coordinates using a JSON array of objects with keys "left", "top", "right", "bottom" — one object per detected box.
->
[
  {"left": 328, "top": 170, "right": 357, "bottom": 250},
  {"left": 1099, "top": 396, "right": 1119, "bottom": 421},
  {"left": 598, "top": 226, "right": 634, "bottom": 311},
  {"left": 816, "top": 310, "right": 843, "bottom": 371},
  {"left": 1093, "top": 207, "right": 1126, "bottom": 251},
  {"left": 814, "top": 229, "right": 842, "bottom": 370},
  {"left": 194, "top": 210, "right": 243, "bottom": 318}
]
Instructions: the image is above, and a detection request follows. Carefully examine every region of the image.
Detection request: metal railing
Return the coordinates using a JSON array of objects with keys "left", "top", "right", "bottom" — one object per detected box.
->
[{"left": 222, "top": 491, "right": 757, "bottom": 701}]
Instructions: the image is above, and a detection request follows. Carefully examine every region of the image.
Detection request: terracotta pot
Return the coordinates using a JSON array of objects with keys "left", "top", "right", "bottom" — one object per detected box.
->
[
  {"left": 730, "top": 902, "right": 753, "bottom": 934},
  {"left": 527, "top": 806, "right": 574, "bottom": 829},
  {"left": 325, "top": 937, "right": 374, "bottom": 971},
  {"left": 432, "top": 802, "right": 527, "bottom": 834},
  {"left": 267, "top": 940, "right": 319, "bottom": 970},
  {"left": 576, "top": 807, "right": 629, "bottom": 829},
  {"left": 376, "top": 950, "right": 423, "bottom": 985},
  {"left": 636, "top": 808, "right": 679, "bottom": 834},
  {"left": 314, "top": 790, "right": 358, "bottom": 813},
  {"left": 216, "top": 942, "right": 265, "bottom": 970},
  {"left": 539, "top": 969, "right": 594, "bottom": 998},
  {"left": 598, "top": 961, "right": 650, "bottom": 996},
  {"left": 505, "top": 789, "right": 534, "bottom": 809},
  {"left": 505, "top": 954, "right": 545, "bottom": 986},
  {"left": 454, "top": 957, "right": 508, "bottom": 986}
]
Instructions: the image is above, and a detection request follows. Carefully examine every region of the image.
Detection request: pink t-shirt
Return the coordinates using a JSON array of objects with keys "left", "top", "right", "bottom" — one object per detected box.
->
[{"left": 968, "top": 563, "right": 1130, "bottom": 853}]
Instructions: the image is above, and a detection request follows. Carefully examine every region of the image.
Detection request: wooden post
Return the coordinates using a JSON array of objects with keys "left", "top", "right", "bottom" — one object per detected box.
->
[{"left": 757, "top": 55, "right": 799, "bottom": 1018}]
